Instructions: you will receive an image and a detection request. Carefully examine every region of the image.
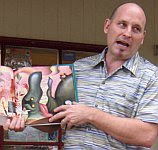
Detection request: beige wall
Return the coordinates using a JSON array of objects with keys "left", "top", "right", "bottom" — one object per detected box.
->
[{"left": 0, "top": 0, "right": 157, "bottom": 64}]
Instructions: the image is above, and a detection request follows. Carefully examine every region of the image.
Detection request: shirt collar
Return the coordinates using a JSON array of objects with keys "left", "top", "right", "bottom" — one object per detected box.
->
[
  {"left": 93, "top": 47, "right": 140, "bottom": 76},
  {"left": 91, "top": 47, "right": 107, "bottom": 66},
  {"left": 123, "top": 52, "right": 140, "bottom": 76}
]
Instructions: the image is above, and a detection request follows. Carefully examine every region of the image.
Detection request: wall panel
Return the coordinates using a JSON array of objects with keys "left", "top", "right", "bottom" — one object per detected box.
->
[
  {"left": 153, "top": 0, "right": 158, "bottom": 65},
  {"left": 70, "top": 0, "right": 84, "bottom": 43},
  {"left": 83, "top": 0, "right": 95, "bottom": 44},
  {"left": 0, "top": 0, "right": 5, "bottom": 35},
  {"left": 31, "top": 0, "right": 44, "bottom": 39},
  {"left": 135, "top": 0, "right": 155, "bottom": 63},
  {"left": 3, "top": 0, "right": 18, "bottom": 36},
  {"left": 94, "top": 0, "right": 119, "bottom": 45},
  {"left": 17, "top": 0, "right": 32, "bottom": 38},
  {"left": 0, "top": 0, "right": 156, "bottom": 64},
  {"left": 58, "top": 0, "right": 71, "bottom": 41},
  {"left": 43, "top": 0, "right": 58, "bottom": 40}
]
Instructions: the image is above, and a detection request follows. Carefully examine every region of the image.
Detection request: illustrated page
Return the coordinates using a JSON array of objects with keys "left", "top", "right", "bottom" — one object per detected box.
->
[
  {"left": 0, "top": 66, "right": 15, "bottom": 117},
  {"left": 14, "top": 65, "right": 77, "bottom": 125}
]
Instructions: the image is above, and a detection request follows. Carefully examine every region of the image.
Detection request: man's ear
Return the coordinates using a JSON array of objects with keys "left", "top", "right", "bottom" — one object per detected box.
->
[
  {"left": 141, "top": 30, "right": 146, "bottom": 45},
  {"left": 104, "top": 19, "right": 111, "bottom": 34},
  {"left": 141, "top": 39, "right": 144, "bottom": 45}
]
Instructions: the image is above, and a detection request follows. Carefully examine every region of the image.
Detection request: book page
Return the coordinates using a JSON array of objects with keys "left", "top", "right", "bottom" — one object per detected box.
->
[
  {"left": 0, "top": 66, "right": 15, "bottom": 117},
  {"left": 14, "top": 65, "right": 77, "bottom": 126}
]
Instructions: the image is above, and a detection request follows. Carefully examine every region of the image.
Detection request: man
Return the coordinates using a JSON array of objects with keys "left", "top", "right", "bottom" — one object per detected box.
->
[{"left": 4, "top": 2, "right": 158, "bottom": 150}]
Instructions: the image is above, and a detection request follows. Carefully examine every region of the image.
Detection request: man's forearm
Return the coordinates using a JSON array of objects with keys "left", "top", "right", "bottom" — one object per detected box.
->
[{"left": 87, "top": 107, "right": 158, "bottom": 147}]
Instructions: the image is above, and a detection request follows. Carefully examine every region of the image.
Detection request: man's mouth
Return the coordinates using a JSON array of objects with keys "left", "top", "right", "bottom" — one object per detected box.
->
[{"left": 116, "top": 41, "right": 130, "bottom": 48}]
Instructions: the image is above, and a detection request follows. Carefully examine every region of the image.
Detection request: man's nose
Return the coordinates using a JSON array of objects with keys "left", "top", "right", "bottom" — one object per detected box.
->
[{"left": 123, "top": 27, "right": 132, "bottom": 38}]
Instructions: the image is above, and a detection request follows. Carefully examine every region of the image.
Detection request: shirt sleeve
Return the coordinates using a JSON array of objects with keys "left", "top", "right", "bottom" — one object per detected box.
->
[{"left": 135, "top": 72, "right": 158, "bottom": 124}]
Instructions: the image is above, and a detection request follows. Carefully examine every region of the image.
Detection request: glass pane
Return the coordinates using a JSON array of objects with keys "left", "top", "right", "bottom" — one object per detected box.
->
[
  {"left": 62, "top": 50, "right": 98, "bottom": 64},
  {"left": 4, "top": 47, "right": 32, "bottom": 70},
  {"left": 31, "top": 48, "right": 58, "bottom": 66},
  {"left": 4, "top": 46, "right": 58, "bottom": 69}
]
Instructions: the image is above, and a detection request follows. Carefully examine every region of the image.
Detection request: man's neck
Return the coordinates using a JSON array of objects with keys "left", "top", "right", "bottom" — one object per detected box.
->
[{"left": 105, "top": 53, "right": 125, "bottom": 75}]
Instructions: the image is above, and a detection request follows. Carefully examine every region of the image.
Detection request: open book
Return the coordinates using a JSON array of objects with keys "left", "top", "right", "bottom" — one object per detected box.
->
[{"left": 0, "top": 64, "right": 78, "bottom": 132}]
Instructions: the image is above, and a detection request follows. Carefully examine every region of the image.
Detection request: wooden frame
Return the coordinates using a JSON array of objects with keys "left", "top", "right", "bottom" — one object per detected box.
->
[
  {"left": 0, "top": 36, "right": 105, "bottom": 65},
  {"left": 0, "top": 126, "right": 64, "bottom": 150}
]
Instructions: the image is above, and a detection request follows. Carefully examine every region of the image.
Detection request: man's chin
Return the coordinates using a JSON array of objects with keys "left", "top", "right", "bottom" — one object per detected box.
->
[{"left": 113, "top": 51, "right": 130, "bottom": 60}]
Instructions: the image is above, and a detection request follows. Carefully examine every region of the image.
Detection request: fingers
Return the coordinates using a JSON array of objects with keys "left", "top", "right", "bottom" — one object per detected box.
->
[
  {"left": 61, "top": 118, "right": 74, "bottom": 130},
  {"left": 49, "top": 102, "right": 79, "bottom": 129},
  {"left": 53, "top": 101, "right": 77, "bottom": 113},
  {"left": 61, "top": 118, "right": 72, "bottom": 130},
  {"left": 49, "top": 111, "right": 65, "bottom": 122},
  {"left": 67, "top": 122, "right": 73, "bottom": 130},
  {"left": 16, "top": 117, "right": 25, "bottom": 132},
  {"left": 53, "top": 105, "right": 69, "bottom": 113},
  {"left": 3, "top": 116, "right": 25, "bottom": 132},
  {"left": 61, "top": 118, "right": 67, "bottom": 128},
  {"left": 10, "top": 117, "right": 18, "bottom": 130},
  {"left": 3, "top": 118, "right": 11, "bottom": 131},
  {"left": 51, "top": 105, "right": 71, "bottom": 122}
]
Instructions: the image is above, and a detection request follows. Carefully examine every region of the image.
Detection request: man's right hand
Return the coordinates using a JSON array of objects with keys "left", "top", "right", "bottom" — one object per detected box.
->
[{"left": 3, "top": 116, "right": 25, "bottom": 132}]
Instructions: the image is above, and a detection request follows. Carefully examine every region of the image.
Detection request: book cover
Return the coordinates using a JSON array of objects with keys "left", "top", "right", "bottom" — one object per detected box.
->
[{"left": 0, "top": 64, "right": 78, "bottom": 132}]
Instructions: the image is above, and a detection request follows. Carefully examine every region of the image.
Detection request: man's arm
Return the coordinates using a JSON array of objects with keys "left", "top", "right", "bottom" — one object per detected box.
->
[
  {"left": 49, "top": 103, "right": 158, "bottom": 147},
  {"left": 88, "top": 107, "right": 158, "bottom": 147}
]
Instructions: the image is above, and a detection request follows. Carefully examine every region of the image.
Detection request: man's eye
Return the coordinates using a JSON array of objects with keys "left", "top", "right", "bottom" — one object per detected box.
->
[
  {"left": 133, "top": 27, "right": 141, "bottom": 33},
  {"left": 118, "top": 23, "right": 126, "bottom": 28}
]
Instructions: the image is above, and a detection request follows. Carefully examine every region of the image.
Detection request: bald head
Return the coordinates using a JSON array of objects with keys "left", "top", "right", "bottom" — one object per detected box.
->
[
  {"left": 110, "top": 3, "right": 146, "bottom": 28},
  {"left": 104, "top": 2, "right": 147, "bottom": 60}
]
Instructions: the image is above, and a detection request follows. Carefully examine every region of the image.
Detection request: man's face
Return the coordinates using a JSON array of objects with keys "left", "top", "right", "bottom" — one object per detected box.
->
[{"left": 104, "top": 4, "right": 146, "bottom": 60}]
